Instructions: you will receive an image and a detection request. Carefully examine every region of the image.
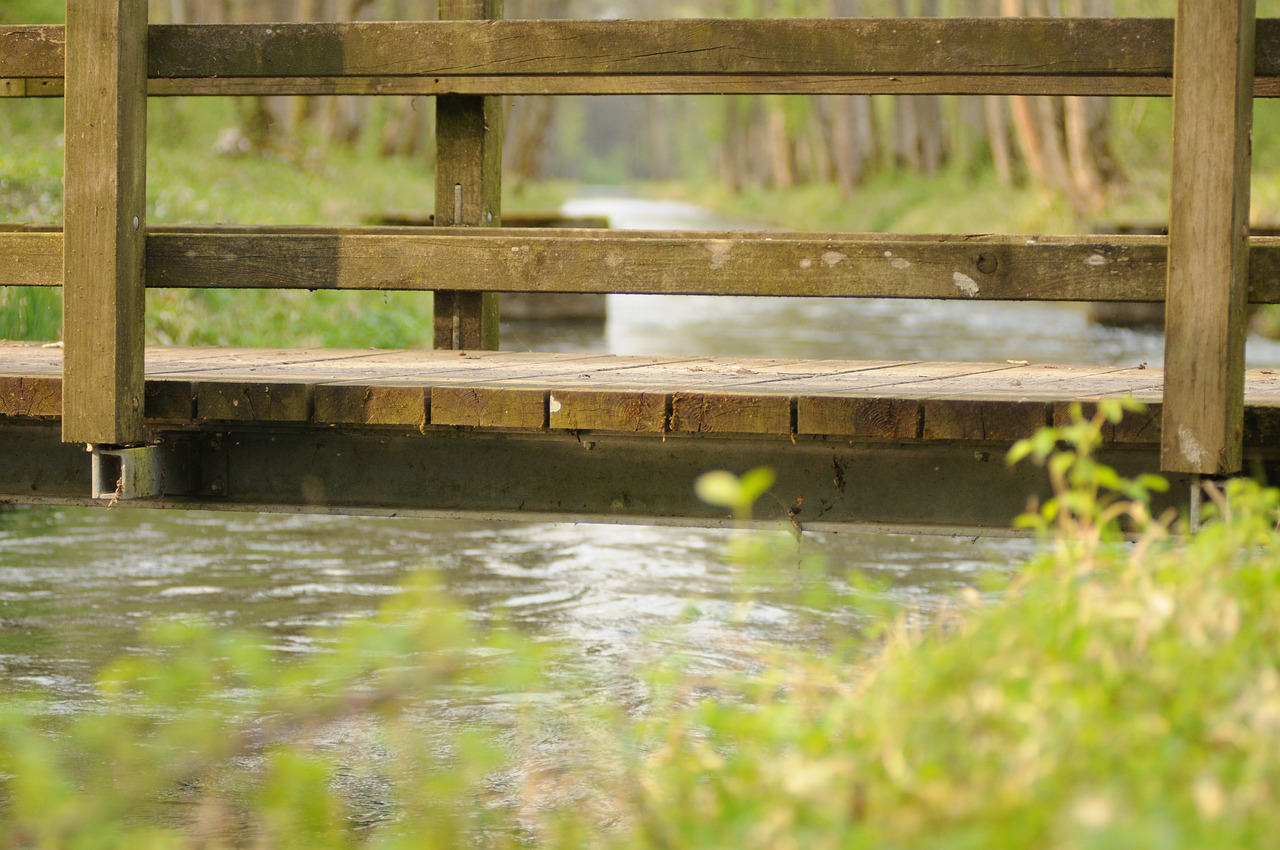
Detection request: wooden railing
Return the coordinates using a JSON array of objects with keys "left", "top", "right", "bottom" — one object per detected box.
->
[{"left": 0, "top": 0, "right": 1266, "bottom": 478}]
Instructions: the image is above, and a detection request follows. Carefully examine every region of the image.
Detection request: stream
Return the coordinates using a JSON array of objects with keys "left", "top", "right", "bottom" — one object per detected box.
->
[{"left": 6, "top": 196, "right": 1280, "bottom": 710}]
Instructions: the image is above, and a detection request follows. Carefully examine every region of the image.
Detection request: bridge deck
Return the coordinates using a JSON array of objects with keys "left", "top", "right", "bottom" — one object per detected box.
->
[
  {"left": 2, "top": 342, "right": 1277, "bottom": 530},
  {"left": 2, "top": 342, "right": 1280, "bottom": 445}
]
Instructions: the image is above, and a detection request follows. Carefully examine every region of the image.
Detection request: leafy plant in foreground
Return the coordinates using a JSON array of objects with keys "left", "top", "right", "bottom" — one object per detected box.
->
[{"left": 530, "top": 402, "right": 1280, "bottom": 849}]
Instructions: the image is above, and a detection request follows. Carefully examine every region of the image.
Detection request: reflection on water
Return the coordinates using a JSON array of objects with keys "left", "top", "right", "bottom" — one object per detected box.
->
[
  {"left": 0, "top": 504, "right": 1031, "bottom": 708},
  {"left": 3, "top": 195, "right": 1239, "bottom": 706}
]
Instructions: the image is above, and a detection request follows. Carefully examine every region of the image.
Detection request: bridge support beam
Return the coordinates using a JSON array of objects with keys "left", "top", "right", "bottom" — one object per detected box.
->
[
  {"left": 1162, "top": 0, "right": 1256, "bottom": 474},
  {"left": 61, "top": 0, "right": 148, "bottom": 446},
  {"left": 433, "top": 0, "right": 503, "bottom": 351},
  {"left": 0, "top": 420, "right": 1214, "bottom": 535}
]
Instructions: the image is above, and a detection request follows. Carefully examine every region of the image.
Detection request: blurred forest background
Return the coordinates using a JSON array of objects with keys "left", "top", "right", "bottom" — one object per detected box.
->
[
  {"left": 5, "top": 1, "right": 1171, "bottom": 216},
  {"left": 166, "top": 0, "right": 1126, "bottom": 216}
]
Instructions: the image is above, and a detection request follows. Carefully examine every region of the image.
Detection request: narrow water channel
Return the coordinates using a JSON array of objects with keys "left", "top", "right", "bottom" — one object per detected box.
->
[{"left": 5, "top": 198, "right": 1280, "bottom": 710}]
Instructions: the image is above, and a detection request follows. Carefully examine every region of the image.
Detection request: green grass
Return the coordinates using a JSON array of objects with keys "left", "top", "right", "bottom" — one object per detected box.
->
[{"left": 0, "top": 98, "right": 568, "bottom": 347}]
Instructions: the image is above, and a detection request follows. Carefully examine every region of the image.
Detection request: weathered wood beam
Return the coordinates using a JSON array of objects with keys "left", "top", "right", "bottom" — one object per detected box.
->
[
  {"left": 144, "top": 18, "right": 1186, "bottom": 79},
  {"left": 7, "top": 19, "right": 1280, "bottom": 97},
  {"left": 17, "top": 75, "right": 1280, "bottom": 98},
  {"left": 1161, "top": 0, "right": 1256, "bottom": 475},
  {"left": 432, "top": 0, "right": 502, "bottom": 351},
  {"left": 143, "top": 232, "right": 1173, "bottom": 301},
  {"left": 61, "top": 0, "right": 148, "bottom": 446},
  {"left": 14, "top": 229, "right": 1280, "bottom": 303},
  {"left": 0, "top": 232, "right": 62, "bottom": 286},
  {"left": 0, "top": 418, "right": 1209, "bottom": 533}
]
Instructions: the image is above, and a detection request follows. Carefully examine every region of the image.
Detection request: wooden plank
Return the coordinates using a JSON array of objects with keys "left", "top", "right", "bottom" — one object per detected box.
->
[
  {"left": 1052, "top": 401, "right": 1162, "bottom": 445},
  {"left": 1161, "top": 0, "right": 1256, "bottom": 474},
  {"left": 145, "top": 380, "right": 195, "bottom": 421},
  {"left": 14, "top": 19, "right": 1280, "bottom": 98},
  {"left": 61, "top": 1, "right": 148, "bottom": 446},
  {"left": 1244, "top": 405, "right": 1280, "bottom": 448},
  {"left": 432, "top": 0, "right": 502, "bottom": 352},
  {"left": 196, "top": 382, "right": 312, "bottom": 423},
  {"left": 0, "top": 376, "right": 61, "bottom": 418},
  {"left": 23, "top": 73, "right": 1280, "bottom": 99},
  {"left": 0, "top": 232, "right": 62, "bottom": 286},
  {"left": 4, "top": 77, "right": 61, "bottom": 97},
  {"left": 798, "top": 397, "right": 921, "bottom": 439},
  {"left": 310, "top": 351, "right": 617, "bottom": 385},
  {"left": 313, "top": 384, "right": 427, "bottom": 427},
  {"left": 670, "top": 392, "right": 792, "bottom": 435},
  {"left": 0, "top": 26, "right": 64, "bottom": 77},
  {"left": 140, "top": 231, "right": 1171, "bottom": 301},
  {"left": 921, "top": 400, "right": 1049, "bottom": 442},
  {"left": 18, "top": 342, "right": 1280, "bottom": 453},
  {"left": 0, "top": 75, "right": 1210, "bottom": 99},
  {"left": 904, "top": 364, "right": 1156, "bottom": 401},
  {"left": 547, "top": 389, "right": 668, "bottom": 433},
  {"left": 14, "top": 228, "right": 1280, "bottom": 302},
  {"left": 142, "top": 19, "right": 1181, "bottom": 79},
  {"left": 430, "top": 385, "right": 546, "bottom": 429}
]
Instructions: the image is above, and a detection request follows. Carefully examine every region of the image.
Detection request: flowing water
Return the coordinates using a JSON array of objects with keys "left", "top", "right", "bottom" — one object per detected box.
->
[{"left": 6, "top": 197, "right": 1280, "bottom": 709}]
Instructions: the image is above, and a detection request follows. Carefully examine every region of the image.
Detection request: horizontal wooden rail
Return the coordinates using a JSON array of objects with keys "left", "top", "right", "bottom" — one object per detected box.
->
[
  {"left": 8, "top": 227, "right": 1280, "bottom": 302},
  {"left": 6, "top": 18, "right": 1280, "bottom": 97}
]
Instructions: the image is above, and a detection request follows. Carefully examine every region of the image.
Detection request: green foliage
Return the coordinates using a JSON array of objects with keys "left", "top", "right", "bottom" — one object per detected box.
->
[
  {"left": 0, "top": 577, "right": 538, "bottom": 849},
  {"left": 1008, "top": 399, "right": 1169, "bottom": 547},
  {"left": 0, "top": 0, "right": 62, "bottom": 24},
  {"left": 5, "top": 412, "right": 1280, "bottom": 847},
  {"left": 533, "top": 413, "right": 1280, "bottom": 849},
  {"left": 695, "top": 466, "right": 776, "bottom": 521},
  {"left": 0, "top": 287, "right": 59, "bottom": 340}
]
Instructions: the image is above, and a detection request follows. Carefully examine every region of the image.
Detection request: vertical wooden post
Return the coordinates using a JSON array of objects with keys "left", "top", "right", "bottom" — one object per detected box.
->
[
  {"left": 434, "top": 0, "right": 503, "bottom": 351},
  {"left": 62, "top": 0, "right": 149, "bottom": 445},
  {"left": 1162, "top": 0, "right": 1256, "bottom": 474}
]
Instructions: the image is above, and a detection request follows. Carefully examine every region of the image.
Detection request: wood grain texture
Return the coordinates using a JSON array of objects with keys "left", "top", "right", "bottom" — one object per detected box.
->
[
  {"left": 17, "top": 75, "right": 1280, "bottom": 99},
  {"left": 0, "top": 376, "right": 60, "bottom": 418},
  {"left": 798, "top": 397, "right": 921, "bottom": 439},
  {"left": 10, "top": 20, "right": 1280, "bottom": 98},
  {"left": 433, "top": 0, "right": 502, "bottom": 351},
  {"left": 197, "top": 382, "right": 312, "bottom": 422},
  {"left": 313, "top": 385, "right": 427, "bottom": 427},
  {"left": 61, "top": 1, "right": 148, "bottom": 445},
  {"left": 14, "top": 228, "right": 1280, "bottom": 303},
  {"left": 1053, "top": 401, "right": 1163, "bottom": 444},
  {"left": 144, "top": 380, "right": 195, "bottom": 421},
  {"left": 7, "top": 344, "right": 1280, "bottom": 451},
  {"left": 0, "top": 232, "right": 61, "bottom": 286},
  {"left": 0, "top": 26, "right": 63, "bottom": 77},
  {"left": 670, "top": 392, "right": 792, "bottom": 435},
  {"left": 921, "top": 400, "right": 1049, "bottom": 442},
  {"left": 139, "top": 230, "right": 1171, "bottom": 300},
  {"left": 548, "top": 390, "right": 668, "bottom": 432},
  {"left": 144, "top": 18, "right": 1182, "bottom": 79},
  {"left": 1161, "top": 0, "right": 1256, "bottom": 474},
  {"left": 430, "top": 385, "right": 546, "bottom": 429}
]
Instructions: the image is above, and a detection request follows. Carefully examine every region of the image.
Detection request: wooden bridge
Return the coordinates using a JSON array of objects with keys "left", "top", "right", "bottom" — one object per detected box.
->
[{"left": 1, "top": 1, "right": 1278, "bottom": 532}]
